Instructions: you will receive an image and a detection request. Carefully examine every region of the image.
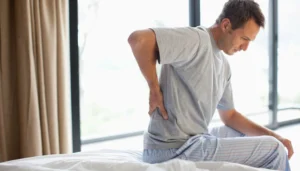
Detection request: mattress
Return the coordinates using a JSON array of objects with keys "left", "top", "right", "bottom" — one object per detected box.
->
[{"left": 0, "top": 149, "right": 277, "bottom": 171}]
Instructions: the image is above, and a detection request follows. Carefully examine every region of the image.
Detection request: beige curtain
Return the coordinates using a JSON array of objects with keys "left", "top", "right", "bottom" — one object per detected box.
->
[{"left": 0, "top": 0, "right": 71, "bottom": 162}]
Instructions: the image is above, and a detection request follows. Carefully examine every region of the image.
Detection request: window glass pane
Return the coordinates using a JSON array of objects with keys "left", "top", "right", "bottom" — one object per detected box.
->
[
  {"left": 78, "top": 0, "right": 188, "bottom": 140},
  {"left": 201, "top": 0, "right": 269, "bottom": 126},
  {"left": 278, "top": 0, "right": 300, "bottom": 122}
]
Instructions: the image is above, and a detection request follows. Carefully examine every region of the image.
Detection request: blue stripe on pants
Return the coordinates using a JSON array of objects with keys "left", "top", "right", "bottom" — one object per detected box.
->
[{"left": 143, "top": 126, "right": 291, "bottom": 171}]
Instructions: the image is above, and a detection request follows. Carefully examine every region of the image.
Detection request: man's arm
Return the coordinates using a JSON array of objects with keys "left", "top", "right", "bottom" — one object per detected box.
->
[
  {"left": 218, "top": 109, "right": 294, "bottom": 159},
  {"left": 128, "top": 29, "right": 168, "bottom": 119},
  {"left": 128, "top": 29, "right": 159, "bottom": 91},
  {"left": 219, "top": 109, "right": 277, "bottom": 136}
]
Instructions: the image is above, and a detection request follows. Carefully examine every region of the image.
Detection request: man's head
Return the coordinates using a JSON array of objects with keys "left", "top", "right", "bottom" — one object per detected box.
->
[{"left": 215, "top": 0, "right": 265, "bottom": 55}]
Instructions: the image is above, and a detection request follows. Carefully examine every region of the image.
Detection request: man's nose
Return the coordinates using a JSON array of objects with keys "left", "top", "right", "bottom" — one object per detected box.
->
[{"left": 241, "top": 42, "right": 249, "bottom": 51}]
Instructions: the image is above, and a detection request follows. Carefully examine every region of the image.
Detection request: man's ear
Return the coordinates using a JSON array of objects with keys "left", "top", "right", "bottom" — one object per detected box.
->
[{"left": 221, "top": 18, "right": 231, "bottom": 32}]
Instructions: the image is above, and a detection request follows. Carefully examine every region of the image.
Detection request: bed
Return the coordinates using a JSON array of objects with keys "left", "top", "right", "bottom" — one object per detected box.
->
[{"left": 0, "top": 149, "right": 277, "bottom": 171}]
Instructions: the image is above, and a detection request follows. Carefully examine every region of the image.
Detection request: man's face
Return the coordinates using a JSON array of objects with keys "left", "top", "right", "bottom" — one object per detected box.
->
[{"left": 221, "top": 18, "right": 260, "bottom": 55}]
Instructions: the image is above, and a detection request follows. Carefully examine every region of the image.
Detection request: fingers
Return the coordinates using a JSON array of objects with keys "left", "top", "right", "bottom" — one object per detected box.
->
[
  {"left": 286, "top": 141, "right": 294, "bottom": 159},
  {"left": 148, "top": 106, "right": 155, "bottom": 116},
  {"left": 281, "top": 139, "right": 294, "bottom": 159},
  {"left": 288, "top": 147, "right": 293, "bottom": 159},
  {"left": 158, "top": 105, "right": 168, "bottom": 120},
  {"left": 148, "top": 106, "right": 169, "bottom": 120}
]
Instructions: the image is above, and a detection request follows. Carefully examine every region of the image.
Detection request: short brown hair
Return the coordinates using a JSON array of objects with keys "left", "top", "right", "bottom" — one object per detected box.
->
[{"left": 216, "top": 0, "right": 265, "bottom": 30}]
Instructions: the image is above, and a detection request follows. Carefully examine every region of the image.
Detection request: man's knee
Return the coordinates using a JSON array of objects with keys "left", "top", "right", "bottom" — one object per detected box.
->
[
  {"left": 259, "top": 136, "right": 288, "bottom": 170},
  {"left": 261, "top": 136, "right": 287, "bottom": 157}
]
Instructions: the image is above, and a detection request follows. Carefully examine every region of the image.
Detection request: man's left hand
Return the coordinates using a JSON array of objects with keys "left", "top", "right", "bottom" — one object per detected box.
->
[{"left": 277, "top": 137, "right": 294, "bottom": 159}]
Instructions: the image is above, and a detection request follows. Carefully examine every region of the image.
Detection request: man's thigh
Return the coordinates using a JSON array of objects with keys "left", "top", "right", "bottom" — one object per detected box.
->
[
  {"left": 177, "top": 134, "right": 285, "bottom": 169},
  {"left": 209, "top": 125, "right": 245, "bottom": 138}
]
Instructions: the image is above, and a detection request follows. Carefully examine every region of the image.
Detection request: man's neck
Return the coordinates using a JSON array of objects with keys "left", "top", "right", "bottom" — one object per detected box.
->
[{"left": 209, "top": 24, "right": 223, "bottom": 50}]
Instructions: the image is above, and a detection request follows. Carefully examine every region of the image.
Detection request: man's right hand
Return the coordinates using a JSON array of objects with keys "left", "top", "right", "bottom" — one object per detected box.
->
[{"left": 148, "top": 87, "right": 168, "bottom": 120}]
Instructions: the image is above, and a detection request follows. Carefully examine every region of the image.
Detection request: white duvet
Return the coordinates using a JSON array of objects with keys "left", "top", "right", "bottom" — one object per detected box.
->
[{"left": 0, "top": 149, "right": 277, "bottom": 171}]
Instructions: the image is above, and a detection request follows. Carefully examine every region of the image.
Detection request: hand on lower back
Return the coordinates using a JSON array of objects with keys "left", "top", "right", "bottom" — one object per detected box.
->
[{"left": 148, "top": 88, "right": 168, "bottom": 120}]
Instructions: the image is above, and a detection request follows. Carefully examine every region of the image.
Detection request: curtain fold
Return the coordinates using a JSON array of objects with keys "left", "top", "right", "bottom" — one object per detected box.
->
[{"left": 0, "top": 0, "right": 70, "bottom": 162}]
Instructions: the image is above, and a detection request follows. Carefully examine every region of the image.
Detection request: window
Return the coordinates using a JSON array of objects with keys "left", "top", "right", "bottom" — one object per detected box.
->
[
  {"left": 201, "top": 0, "right": 270, "bottom": 126},
  {"left": 78, "top": 0, "right": 188, "bottom": 141},
  {"left": 277, "top": 0, "right": 300, "bottom": 122}
]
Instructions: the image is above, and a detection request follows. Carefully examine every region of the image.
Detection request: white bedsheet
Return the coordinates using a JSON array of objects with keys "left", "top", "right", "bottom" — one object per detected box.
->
[{"left": 0, "top": 149, "right": 278, "bottom": 171}]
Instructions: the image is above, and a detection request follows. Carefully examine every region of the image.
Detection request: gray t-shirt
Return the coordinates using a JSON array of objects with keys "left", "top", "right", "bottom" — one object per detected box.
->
[{"left": 144, "top": 26, "right": 234, "bottom": 149}]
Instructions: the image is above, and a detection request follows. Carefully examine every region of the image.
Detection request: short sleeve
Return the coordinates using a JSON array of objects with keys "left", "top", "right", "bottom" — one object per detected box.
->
[
  {"left": 151, "top": 27, "right": 201, "bottom": 67},
  {"left": 217, "top": 80, "right": 235, "bottom": 111}
]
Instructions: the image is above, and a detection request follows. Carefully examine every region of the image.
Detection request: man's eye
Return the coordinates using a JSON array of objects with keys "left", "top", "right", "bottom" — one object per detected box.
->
[{"left": 242, "top": 37, "right": 250, "bottom": 41}]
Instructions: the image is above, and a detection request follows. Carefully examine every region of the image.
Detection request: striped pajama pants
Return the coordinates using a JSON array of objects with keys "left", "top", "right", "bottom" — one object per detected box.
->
[{"left": 143, "top": 126, "right": 291, "bottom": 171}]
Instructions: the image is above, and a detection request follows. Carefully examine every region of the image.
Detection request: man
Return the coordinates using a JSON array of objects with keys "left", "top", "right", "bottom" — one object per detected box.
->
[{"left": 128, "top": 0, "right": 293, "bottom": 170}]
